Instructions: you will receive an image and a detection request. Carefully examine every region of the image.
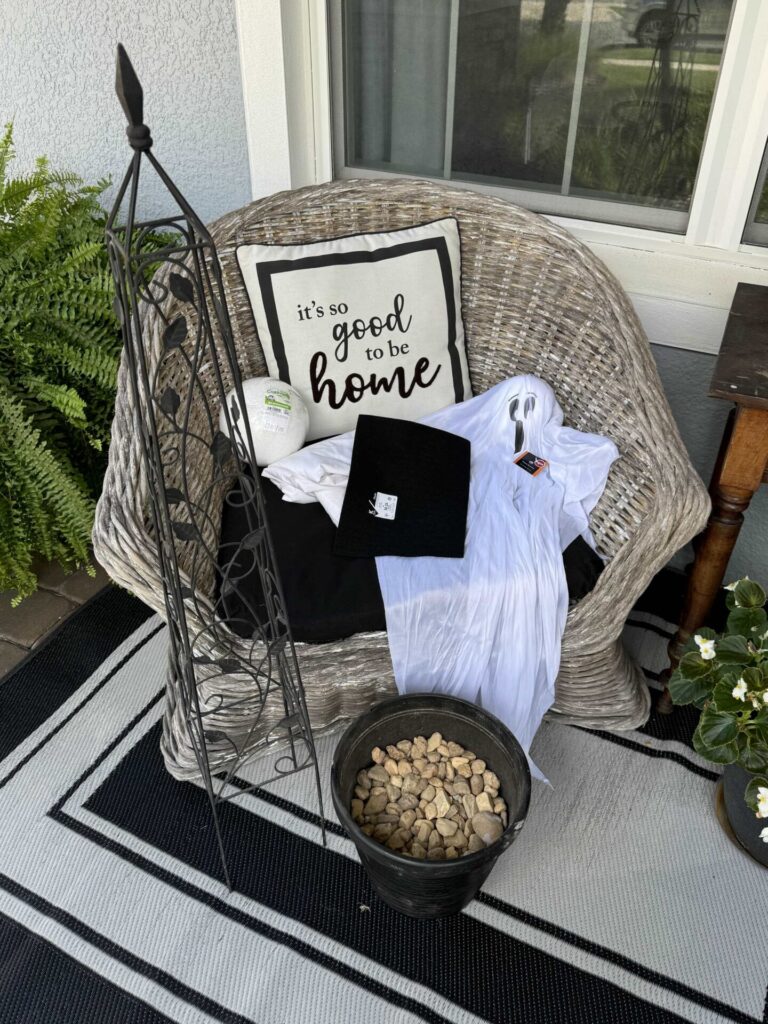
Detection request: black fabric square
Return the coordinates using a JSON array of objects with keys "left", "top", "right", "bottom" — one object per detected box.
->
[{"left": 334, "top": 415, "right": 471, "bottom": 559}]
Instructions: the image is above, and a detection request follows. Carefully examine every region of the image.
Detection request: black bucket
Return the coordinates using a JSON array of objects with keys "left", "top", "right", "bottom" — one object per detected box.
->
[{"left": 331, "top": 693, "right": 531, "bottom": 919}]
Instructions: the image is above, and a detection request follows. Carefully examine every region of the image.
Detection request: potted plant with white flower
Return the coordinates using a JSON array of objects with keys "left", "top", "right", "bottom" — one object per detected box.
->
[{"left": 668, "top": 576, "right": 768, "bottom": 866}]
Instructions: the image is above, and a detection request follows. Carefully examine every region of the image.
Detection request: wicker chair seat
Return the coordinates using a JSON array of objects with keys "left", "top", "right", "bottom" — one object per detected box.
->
[{"left": 94, "top": 179, "right": 710, "bottom": 781}]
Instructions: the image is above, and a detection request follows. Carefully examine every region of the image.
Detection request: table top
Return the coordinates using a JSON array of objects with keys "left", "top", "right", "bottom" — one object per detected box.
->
[{"left": 710, "top": 282, "right": 768, "bottom": 409}]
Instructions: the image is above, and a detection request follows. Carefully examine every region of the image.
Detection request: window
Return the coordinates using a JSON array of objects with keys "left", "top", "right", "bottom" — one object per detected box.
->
[
  {"left": 330, "top": 0, "right": 736, "bottom": 232},
  {"left": 743, "top": 142, "right": 768, "bottom": 245}
]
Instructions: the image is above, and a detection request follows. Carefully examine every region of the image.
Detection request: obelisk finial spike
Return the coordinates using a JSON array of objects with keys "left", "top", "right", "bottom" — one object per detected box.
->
[{"left": 115, "top": 44, "right": 152, "bottom": 151}]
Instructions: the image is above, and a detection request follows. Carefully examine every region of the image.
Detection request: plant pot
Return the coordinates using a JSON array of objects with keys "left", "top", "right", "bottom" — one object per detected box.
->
[
  {"left": 331, "top": 693, "right": 531, "bottom": 919},
  {"left": 721, "top": 764, "right": 768, "bottom": 868}
]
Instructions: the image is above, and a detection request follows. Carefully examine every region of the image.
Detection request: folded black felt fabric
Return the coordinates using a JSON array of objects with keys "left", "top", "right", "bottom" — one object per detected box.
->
[{"left": 334, "top": 415, "right": 471, "bottom": 559}]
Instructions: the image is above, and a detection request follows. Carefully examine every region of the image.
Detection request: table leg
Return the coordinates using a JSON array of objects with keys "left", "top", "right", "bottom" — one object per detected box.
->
[{"left": 658, "top": 406, "right": 768, "bottom": 713}]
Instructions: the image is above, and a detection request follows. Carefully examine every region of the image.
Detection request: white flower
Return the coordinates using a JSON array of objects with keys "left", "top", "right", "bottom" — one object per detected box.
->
[
  {"left": 694, "top": 635, "right": 716, "bottom": 660},
  {"left": 732, "top": 678, "right": 748, "bottom": 701},
  {"left": 757, "top": 787, "right": 768, "bottom": 819},
  {"left": 763, "top": 690, "right": 768, "bottom": 704},
  {"left": 752, "top": 698, "right": 761, "bottom": 709},
  {"left": 761, "top": 827, "right": 768, "bottom": 844}
]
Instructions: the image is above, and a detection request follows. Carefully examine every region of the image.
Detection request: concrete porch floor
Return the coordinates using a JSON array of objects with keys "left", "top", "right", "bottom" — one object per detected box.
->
[{"left": 0, "top": 559, "right": 110, "bottom": 677}]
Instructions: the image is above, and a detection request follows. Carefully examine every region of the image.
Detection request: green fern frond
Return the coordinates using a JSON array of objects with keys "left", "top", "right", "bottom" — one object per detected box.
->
[{"left": 0, "top": 124, "right": 118, "bottom": 602}]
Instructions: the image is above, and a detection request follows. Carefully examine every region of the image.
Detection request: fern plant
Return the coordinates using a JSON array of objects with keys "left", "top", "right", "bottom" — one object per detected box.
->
[{"left": 0, "top": 124, "right": 120, "bottom": 602}]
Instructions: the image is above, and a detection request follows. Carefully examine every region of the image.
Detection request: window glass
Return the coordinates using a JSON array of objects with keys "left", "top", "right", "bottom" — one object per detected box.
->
[
  {"left": 743, "top": 146, "right": 768, "bottom": 246},
  {"left": 337, "top": 0, "right": 734, "bottom": 229}
]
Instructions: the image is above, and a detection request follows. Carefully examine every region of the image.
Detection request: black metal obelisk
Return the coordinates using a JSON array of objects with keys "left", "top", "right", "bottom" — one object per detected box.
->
[{"left": 105, "top": 45, "right": 325, "bottom": 888}]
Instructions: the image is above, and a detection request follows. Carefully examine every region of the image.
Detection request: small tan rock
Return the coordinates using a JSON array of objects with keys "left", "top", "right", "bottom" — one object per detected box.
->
[
  {"left": 471, "top": 811, "right": 504, "bottom": 847},
  {"left": 468, "top": 833, "right": 485, "bottom": 853},
  {"left": 424, "top": 801, "right": 437, "bottom": 820},
  {"left": 421, "top": 784, "right": 436, "bottom": 803},
  {"left": 437, "top": 743, "right": 450, "bottom": 757},
  {"left": 437, "top": 761, "right": 446, "bottom": 778},
  {"left": 470, "top": 774, "right": 484, "bottom": 796},
  {"left": 446, "top": 804, "right": 460, "bottom": 820},
  {"left": 450, "top": 756, "right": 469, "bottom": 768},
  {"left": 397, "top": 794, "right": 419, "bottom": 811},
  {"left": 444, "top": 829, "right": 467, "bottom": 849},
  {"left": 412, "top": 757, "right": 428, "bottom": 773},
  {"left": 385, "top": 802, "right": 401, "bottom": 816},
  {"left": 386, "top": 783, "right": 401, "bottom": 802},
  {"left": 451, "top": 778, "right": 469, "bottom": 795},
  {"left": 475, "top": 791, "right": 494, "bottom": 813},
  {"left": 427, "top": 731, "right": 442, "bottom": 752},
  {"left": 427, "top": 751, "right": 440, "bottom": 764},
  {"left": 354, "top": 785, "right": 369, "bottom": 801},
  {"left": 376, "top": 813, "right": 400, "bottom": 824},
  {"left": 428, "top": 828, "right": 443, "bottom": 849},
  {"left": 371, "top": 747, "right": 385, "bottom": 764},
  {"left": 432, "top": 777, "right": 444, "bottom": 789},
  {"left": 427, "top": 847, "right": 446, "bottom": 860},
  {"left": 351, "top": 798, "right": 364, "bottom": 820},
  {"left": 446, "top": 741, "right": 464, "bottom": 757},
  {"left": 470, "top": 759, "right": 486, "bottom": 775},
  {"left": 435, "top": 817, "right": 458, "bottom": 837},
  {"left": 386, "top": 744, "right": 403, "bottom": 760},
  {"left": 420, "top": 764, "right": 437, "bottom": 779},
  {"left": 456, "top": 763, "right": 473, "bottom": 778},
  {"left": 386, "top": 829, "right": 407, "bottom": 850},
  {"left": 463, "top": 751, "right": 476, "bottom": 761},
  {"left": 357, "top": 770, "right": 372, "bottom": 789},
  {"left": 389, "top": 774, "right": 403, "bottom": 788},
  {"left": 363, "top": 791, "right": 388, "bottom": 815},
  {"left": 399, "top": 809, "right": 417, "bottom": 830},
  {"left": 396, "top": 739, "right": 412, "bottom": 755},
  {"left": 401, "top": 773, "right": 420, "bottom": 794},
  {"left": 462, "top": 794, "right": 478, "bottom": 819},
  {"left": 493, "top": 798, "right": 506, "bottom": 815},
  {"left": 410, "top": 841, "right": 427, "bottom": 859},
  {"left": 397, "top": 759, "right": 412, "bottom": 777},
  {"left": 445, "top": 846, "right": 459, "bottom": 859},
  {"left": 374, "top": 823, "right": 395, "bottom": 841},
  {"left": 443, "top": 781, "right": 454, "bottom": 796},
  {"left": 433, "top": 789, "right": 451, "bottom": 818},
  {"left": 384, "top": 758, "right": 400, "bottom": 776},
  {"left": 483, "top": 770, "right": 500, "bottom": 790},
  {"left": 367, "top": 765, "right": 389, "bottom": 784},
  {"left": 361, "top": 823, "right": 375, "bottom": 836}
]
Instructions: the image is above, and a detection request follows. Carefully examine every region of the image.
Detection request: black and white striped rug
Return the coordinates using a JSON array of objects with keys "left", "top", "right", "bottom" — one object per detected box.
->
[{"left": 0, "top": 586, "right": 766, "bottom": 1024}]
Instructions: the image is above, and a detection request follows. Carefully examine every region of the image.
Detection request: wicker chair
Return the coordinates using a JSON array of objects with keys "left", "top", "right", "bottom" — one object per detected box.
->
[{"left": 94, "top": 178, "right": 710, "bottom": 781}]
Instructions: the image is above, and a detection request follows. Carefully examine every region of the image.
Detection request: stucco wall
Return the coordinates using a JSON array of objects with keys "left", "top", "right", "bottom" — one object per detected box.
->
[{"left": 2, "top": 0, "right": 253, "bottom": 223}]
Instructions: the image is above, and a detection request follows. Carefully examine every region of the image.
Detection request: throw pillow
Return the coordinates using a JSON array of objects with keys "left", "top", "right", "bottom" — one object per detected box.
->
[{"left": 236, "top": 218, "right": 471, "bottom": 440}]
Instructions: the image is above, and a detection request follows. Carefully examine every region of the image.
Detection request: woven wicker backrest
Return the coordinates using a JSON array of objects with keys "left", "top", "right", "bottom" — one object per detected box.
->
[{"left": 122, "top": 177, "right": 685, "bottom": 600}]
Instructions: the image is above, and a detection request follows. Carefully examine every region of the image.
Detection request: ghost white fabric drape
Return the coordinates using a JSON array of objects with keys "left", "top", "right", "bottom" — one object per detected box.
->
[{"left": 264, "top": 376, "right": 619, "bottom": 774}]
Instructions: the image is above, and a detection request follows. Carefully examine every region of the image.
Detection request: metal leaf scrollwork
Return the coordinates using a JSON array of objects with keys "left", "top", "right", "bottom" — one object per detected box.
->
[{"left": 164, "top": 316, "right": 187, "bottom": 349}]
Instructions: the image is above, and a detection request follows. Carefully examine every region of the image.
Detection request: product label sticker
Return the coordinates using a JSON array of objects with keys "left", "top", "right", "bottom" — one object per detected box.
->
[
  {"left": 369, "top": 492, "right": 398, "bottom": 520},
  {"left": 261, "top": 388, "right": 292, "bottom": 432},
  {"left": 514, "top": 450, "right": 549, "bottom": 476}
]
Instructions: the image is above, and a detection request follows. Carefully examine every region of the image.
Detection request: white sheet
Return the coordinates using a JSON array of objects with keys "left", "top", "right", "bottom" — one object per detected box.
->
[{"left": 264, "top": 375, "right": 619, "bottom": 775}]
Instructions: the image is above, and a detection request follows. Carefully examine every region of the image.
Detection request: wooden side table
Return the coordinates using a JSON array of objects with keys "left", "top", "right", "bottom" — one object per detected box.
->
[{"left": 661, "top": 282, "right": 768, "bottom": 708}]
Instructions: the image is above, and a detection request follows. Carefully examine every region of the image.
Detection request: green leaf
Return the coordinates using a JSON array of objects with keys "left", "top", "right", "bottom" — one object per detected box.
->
[
  {"left": 711, "top": 676, "right": 748, "bottom": 714},
  {"left": 697, "top": 705, "right": 739, "bottom": 748},
  {"left": 678, "top": 651, "right": 713, "bottom": 680},
  {"left": 737, "top": 734, "right": 768, "bottom": 774},
  {"left": 726, "top": 606, "right": 768, "bottom": 639},
  {"left": 669, "top": 668, "right": 712, "bottom": 707},
  {"left": 751, "top": 706, "right": 768, "bottom": 747},
  {"left": 733, "top": 579, "right": 767, "bottom": 609},
  {"left": 714, "top": 635, "right": 751, "bottom": 665},
  {"left": 744, "top": 775, "right": 768, "bottom": 814},
  {"left": 693, "top": 723, "right": 739, "bottom": 765}
]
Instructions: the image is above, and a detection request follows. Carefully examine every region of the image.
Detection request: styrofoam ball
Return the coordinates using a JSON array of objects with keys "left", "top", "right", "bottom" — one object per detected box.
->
[{"left": 219, "top": 378, "right": 309, "bottom": 467}]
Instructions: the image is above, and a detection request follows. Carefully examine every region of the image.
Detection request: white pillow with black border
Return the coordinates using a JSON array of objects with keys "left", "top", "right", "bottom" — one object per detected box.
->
[{"left": 236, "top": 217, "right": 472, "bottom": 441}]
